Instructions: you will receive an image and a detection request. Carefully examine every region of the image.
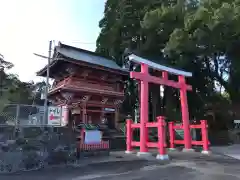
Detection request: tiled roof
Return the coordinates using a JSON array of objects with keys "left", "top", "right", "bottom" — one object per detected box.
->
[
  {"left": 36, "top": 43, "right": 128, "bottom": 76},
  {"left": 56, "top": 43, "right": 127, "bottom": 72}
]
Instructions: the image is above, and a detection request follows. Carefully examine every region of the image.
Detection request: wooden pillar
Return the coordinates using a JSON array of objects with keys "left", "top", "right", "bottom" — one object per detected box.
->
[
  {"left": 82, "top": 104, "right": 87, "bottom": 123},
  {"left": 115, "top": 108, "right": 119, "bottom": 129},
  {"left": 101, "top": 107, "right": 105, "bottom": 124},
  {"left": 62, "top": 105, "right": 69, "bottom": 126}
]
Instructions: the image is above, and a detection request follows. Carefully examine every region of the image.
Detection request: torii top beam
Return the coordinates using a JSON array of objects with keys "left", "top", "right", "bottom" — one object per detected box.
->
[{"left": 128, "top": 54, "right": 192, "bottom": 77}]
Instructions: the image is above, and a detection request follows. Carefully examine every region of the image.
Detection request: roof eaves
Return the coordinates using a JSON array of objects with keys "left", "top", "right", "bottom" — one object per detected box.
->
[
  {"left": 36, "top": 59, "right": 59, "bottom": 76},
  {"left": 59, "top": 43, "right": 116, "bottom": 62}
]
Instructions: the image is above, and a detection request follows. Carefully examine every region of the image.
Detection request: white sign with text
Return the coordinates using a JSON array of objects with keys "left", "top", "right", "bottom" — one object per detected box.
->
[
  {"left": 48, "top": 106, "right": 66, "bottom": 126},
  {"left": 84, "top": 130, "right": 102, "bottom": 144}
]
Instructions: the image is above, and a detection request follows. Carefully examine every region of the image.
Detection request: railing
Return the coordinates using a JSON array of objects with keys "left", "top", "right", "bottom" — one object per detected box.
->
[
  {"left": 69, "top": 78, "right": 116, "bottom": 91},
  {"left": 50, "top": 77, "right": 124, "bottom": 95},
  {"left": 168, "top": 120, "right": 210, "bottom": 152},
  {"left": 126, "top": 116, "right": 167, "bottom": 157}
]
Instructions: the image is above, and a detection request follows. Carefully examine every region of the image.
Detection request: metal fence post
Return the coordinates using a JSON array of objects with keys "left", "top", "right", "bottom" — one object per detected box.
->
[{"left": 14, "top": 104, "right": 20, "bottom": 138}]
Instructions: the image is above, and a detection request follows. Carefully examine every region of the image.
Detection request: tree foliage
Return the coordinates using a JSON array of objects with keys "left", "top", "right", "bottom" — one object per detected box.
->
[
  {"left": 163, "top": 0, "right": 240, "bottom": 119},
  {"left": 0, "top": 55, "right": 45, "bottom": 113},
  {"left": 0, "top": 54, "right": 13, "bottom": 70},
  {"left": 96, "top": 0, "right": 240, "bottom": 127}
]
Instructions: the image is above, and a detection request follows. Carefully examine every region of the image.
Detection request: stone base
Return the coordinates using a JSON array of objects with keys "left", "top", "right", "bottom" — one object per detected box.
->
[
  {"left": 156, "top": 154, "right": 169, "bottom": 160},
  {"left": 136, "top": 152, "right": 152, "bottom": 158},
  {"left": 125, "top": 150, "right": 134, "bottom": 154},
  {"left": 182, "top": 148, "right": 195, "bottom": 153},
  {"left": 201, "top": 150, "right": 211, "bottom": 155}
]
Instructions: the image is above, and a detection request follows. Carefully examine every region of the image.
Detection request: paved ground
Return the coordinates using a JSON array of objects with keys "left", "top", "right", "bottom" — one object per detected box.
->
[
  {"left": 211, "top": 144, "right": 240, "bottom": 160},
  {"left": 1, "top": 151, "right": 240, "bottom": 180}
]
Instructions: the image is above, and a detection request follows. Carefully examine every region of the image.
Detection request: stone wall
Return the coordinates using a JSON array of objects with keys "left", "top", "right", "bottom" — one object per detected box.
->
[{"left": 0, "top": 127, "right": 78, "bottom": 173}]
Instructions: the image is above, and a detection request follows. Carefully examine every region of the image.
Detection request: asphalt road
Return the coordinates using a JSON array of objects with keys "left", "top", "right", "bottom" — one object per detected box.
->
[{"left": 1, "top": 152, "right": 240, "bottom": 180}]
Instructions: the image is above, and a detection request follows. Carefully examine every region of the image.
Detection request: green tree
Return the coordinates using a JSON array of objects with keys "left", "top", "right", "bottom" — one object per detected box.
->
[
  {"left": 97, "top": 0, "right": 201, "bottom": 120},
  {"left": 163, "top": 0, "right": 240, "bottom": 118},
  {"left": 96, "top": 0, "right": 156, "bottom": 64},
  {"left": 0, "top": 54, "right": 14, "bottom": 111},
  {"left": 0, "top": 54, "right": 13, "bottom": 70},
  {"left": 96, "top": 0, "right": 238, "bottom": 126},
  {"left": 0, "top": 55, "right": 44, "bottom": 111}
]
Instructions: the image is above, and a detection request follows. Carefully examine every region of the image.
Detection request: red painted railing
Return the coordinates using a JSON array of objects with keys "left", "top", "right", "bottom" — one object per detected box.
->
[
  {"left": 126, "top": 116, "right": 167, "bottom": 157},
  {"left": 168, "top": 120, "right": 210, "bottom": 151},
  {"left": 51, "top": 77, "right": 124, "bottom": 96},
  {"left": 79, "top": 142, "right": 109, "bottom": 151}
]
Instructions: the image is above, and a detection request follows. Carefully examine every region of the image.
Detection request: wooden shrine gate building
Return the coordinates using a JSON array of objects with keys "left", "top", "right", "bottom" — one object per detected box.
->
[{"left": 37, "top": 43, "right": 128, "bottom": 130}]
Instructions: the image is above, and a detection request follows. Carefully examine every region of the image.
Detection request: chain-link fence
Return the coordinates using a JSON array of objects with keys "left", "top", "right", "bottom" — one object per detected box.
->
[
  {"left": 0, "top": 104, "right": 46, "bottom": 140},
  {"left": 0, "top": 103, "right": 67, "bottom": 126},
  {"left": 0, "top": 104, "right": 47, "bottom": 126}
]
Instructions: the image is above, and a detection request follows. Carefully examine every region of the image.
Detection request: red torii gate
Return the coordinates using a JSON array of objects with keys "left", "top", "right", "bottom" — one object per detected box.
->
[{"left": 127, "top": 54, "right": 193, "bottom": 156}]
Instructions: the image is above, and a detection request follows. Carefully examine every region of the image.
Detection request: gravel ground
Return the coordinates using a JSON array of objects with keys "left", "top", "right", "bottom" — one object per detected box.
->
[{"left": 1, "top": 151, "right": 240, "bottom": 180}]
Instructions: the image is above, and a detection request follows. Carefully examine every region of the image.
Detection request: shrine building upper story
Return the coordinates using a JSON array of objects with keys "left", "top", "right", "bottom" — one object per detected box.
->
[{"left": 36, "top": 42, "right": 129, "bottom": 108}]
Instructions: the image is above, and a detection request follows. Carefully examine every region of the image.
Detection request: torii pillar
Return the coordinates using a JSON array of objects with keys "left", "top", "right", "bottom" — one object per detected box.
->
[
  {"left": 179, "top": 75, "right": 192, "bottom": 150},
  {"left": 139, "top": 64, "right": 149, "bottom": 154}
]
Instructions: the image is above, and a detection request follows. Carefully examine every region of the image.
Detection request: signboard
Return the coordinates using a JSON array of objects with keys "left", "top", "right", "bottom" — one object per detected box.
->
[
  {"left": 174, "top": 123, "right": 196, "bottom": 140},
  {"left": 104, "top": 108, "right": 115, "bottom": 112},
  {"left": 175, "top": 123, "right": 184, "bottom": 140},
  {"left": 84, "top": 130, "right": 102, "bottom": 144},
  {"left": 48, "top": 106, "right": 61, "bottom": 126},
  {"left": 234, "top": 120, "right": 240, "bottom": 129},
  {"left": 234, "top": 120, "right": 240, "bottom": 124}
]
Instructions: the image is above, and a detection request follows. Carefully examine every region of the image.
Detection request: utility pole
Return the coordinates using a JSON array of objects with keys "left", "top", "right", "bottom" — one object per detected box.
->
[
  {"left": 43, "top": 40, "right": 52, "bottom": 125},
  {"left": 0, "top": 65, "right": 3, "bottom": 97}
]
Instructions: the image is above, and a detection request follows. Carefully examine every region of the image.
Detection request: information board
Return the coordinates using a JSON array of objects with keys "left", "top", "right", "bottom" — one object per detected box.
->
[
  {"left": 84, "top": 130, "right": 102, "bottom": 144},
  {"left": 174, "top": 123, "right": 196, "bottom": 140},
  {"left": 48, "top": 106, "right": 62, "bottom": 126}
]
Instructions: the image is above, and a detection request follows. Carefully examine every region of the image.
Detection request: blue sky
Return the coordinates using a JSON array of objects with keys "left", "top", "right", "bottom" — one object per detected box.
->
[{"left": 0, "top": 0, "right": 105, "bottom": 82}]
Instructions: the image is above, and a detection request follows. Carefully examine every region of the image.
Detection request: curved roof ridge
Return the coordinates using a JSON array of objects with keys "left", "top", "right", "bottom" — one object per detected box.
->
[{"left": 56, "top": 43, "right": 127, "bottom": 72}]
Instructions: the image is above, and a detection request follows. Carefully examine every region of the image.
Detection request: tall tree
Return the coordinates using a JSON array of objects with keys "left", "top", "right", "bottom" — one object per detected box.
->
[
  {"left": 163, "top": 0, "right": 240, "bottom": 118},
  {"left": 96, "top": 0, "right": 237, "bottom": 125},
  {"left": 96, "top": 0, "right": 156, "bottom": 64},
  {"left": 0, "top": 55, "right": 44, "bottom": 111},
  {"left": 0, "top": 54, "right": 14, "bottom": 110},
  {"left": 0, "top": 54, "right": 13, "bottom": 70},
  {"left": 97, "top": 0, "right": 201, "bottom": 120}
]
